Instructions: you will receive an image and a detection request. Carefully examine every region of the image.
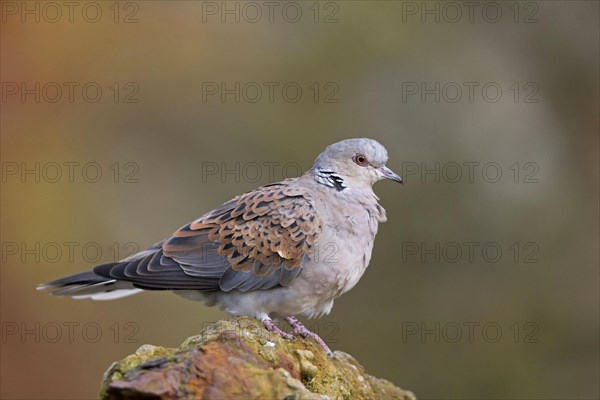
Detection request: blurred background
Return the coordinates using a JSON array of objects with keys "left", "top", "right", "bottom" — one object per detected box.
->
[{"left": 1, "top": 1, "right": 598, "bottom": 399}]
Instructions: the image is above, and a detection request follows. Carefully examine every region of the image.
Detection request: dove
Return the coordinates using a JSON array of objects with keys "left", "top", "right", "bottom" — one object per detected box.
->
[{"left": 38, "top": 138, "right": 402, "bottom": 355}]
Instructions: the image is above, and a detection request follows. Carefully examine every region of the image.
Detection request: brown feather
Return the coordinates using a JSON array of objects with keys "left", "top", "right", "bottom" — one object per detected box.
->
[{"left": 163, "top": 180, "right": 321, "bottom": 285}]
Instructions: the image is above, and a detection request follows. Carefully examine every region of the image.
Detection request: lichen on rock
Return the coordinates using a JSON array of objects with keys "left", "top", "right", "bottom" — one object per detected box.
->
[{"left": 99, "top": 317, "right": 416, "bottom": 400}]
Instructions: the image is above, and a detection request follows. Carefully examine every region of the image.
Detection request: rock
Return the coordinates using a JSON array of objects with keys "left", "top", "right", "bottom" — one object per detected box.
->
[{"left": 99, "top": 317, "right": 416, "bottom": 400}]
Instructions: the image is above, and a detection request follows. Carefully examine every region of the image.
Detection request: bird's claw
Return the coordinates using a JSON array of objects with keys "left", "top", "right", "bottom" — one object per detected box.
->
[
  {"left": 262, "top": 318, "right": 295, "bottom": 340},
  {"left": 262, "top": 316, "right": 334, "bottom": 356},
  {"left": 285, "top": 316, "right": 333, "bottom": 356}
]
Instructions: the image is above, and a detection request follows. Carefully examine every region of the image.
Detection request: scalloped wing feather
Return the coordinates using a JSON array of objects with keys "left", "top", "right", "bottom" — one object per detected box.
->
[{"left": 160, "top": 180, "right": 321, "bottom": 291}]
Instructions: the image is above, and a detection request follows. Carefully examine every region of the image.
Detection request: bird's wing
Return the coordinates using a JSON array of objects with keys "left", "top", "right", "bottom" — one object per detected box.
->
[{"left": 93, "top": 180, "right": 322, "bottom": 292}]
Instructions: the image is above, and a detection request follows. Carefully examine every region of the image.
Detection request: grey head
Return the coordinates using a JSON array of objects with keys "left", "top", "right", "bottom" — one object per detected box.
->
[{"left": 311, "top": 138, "right": 402, "bottom": 191}]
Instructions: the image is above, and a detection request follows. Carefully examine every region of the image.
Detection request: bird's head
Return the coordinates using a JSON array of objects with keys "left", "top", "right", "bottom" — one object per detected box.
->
[{"left": 312, "top": 138, "right": 402, "bottom": 191}]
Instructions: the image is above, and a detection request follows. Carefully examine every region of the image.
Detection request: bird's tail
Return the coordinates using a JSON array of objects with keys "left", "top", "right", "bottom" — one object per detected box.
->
[{"left": 37, "top": 269, "right": 143, "bottom": 301}]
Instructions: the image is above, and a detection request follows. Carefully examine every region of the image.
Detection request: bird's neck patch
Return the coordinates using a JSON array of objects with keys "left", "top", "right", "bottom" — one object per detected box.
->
[{"left": 314, "top": 168, "right": 346, "bottom": 191}]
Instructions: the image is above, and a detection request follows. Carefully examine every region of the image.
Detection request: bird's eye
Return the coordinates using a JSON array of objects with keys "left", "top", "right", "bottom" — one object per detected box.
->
[{"left": 353, "top": 154, "right": 368, "bottom": 166}]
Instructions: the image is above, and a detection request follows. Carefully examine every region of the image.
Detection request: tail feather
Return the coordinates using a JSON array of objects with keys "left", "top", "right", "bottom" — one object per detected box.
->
[
  {"left": 72, "top": 288, "right": 143, "bottom": 301},
  {"left": 37, "top": 270, "right": 142, "bottom": 300}
]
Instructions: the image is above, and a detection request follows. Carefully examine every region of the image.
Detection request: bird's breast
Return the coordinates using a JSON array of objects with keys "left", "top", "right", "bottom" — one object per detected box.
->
[{"left": 303, "top": 199, "right": 382, "bottom": 299}]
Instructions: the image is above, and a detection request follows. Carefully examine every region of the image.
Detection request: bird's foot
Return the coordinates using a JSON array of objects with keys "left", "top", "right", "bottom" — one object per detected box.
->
[
  {"left": 285, "top": 316, "right": 333, "bottom": 356},
  {"left": 261, "top": 318, "right": 295, "bottom": 340}
]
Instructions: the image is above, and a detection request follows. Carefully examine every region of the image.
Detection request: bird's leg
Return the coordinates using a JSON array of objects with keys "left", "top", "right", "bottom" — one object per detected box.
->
[
  {"left": 285, "top": 316, "right": 333, "bottom": 356},
  {"left": 261, "top": 317, "right": 295, "bottom": 340}
]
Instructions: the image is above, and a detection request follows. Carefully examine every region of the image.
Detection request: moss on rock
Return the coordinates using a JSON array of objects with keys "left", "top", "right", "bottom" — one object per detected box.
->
[{"left": 99, "top": 317, "right": 415, "bottom": 400}]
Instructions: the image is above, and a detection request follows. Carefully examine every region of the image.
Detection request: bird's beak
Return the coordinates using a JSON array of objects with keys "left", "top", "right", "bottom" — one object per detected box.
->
[{"left": 378, "top": 166, "right": 403, "bottom": 184}]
